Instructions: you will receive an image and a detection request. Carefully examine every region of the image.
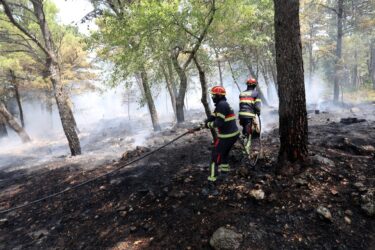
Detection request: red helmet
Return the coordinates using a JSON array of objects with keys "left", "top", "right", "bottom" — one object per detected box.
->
[
  {"left": 210, "top": 86, "right": 226, "bottom": 96},
  {"left": 246, "top": 78, "right": 257, "bottom": 85}
]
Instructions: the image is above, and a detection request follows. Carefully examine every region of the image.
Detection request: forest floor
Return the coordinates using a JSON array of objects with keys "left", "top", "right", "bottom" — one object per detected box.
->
[{"left": 0, "top": 102, "right": 374, "bottom": 249}]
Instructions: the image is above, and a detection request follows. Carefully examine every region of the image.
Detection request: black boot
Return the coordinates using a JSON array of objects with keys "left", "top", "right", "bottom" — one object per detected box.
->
[
  {"left": 202, "top": 182, "right": 219, "bottom": 196},
  {"left": 219, "top": 172, "right": 229, "bottom": 182}
]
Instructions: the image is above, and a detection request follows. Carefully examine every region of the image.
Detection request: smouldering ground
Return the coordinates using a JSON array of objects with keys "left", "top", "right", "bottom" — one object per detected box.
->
[{"left": 0, "top": 103, "right": 374, "bottom": 249}]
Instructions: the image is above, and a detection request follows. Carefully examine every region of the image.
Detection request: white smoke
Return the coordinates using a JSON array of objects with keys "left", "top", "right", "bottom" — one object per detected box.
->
[
  {"left": 0, "top": 79, "right": 179, "bottom": 170},
  {"left": 0, "top": 61, "right": 333, "bottom": 171}
]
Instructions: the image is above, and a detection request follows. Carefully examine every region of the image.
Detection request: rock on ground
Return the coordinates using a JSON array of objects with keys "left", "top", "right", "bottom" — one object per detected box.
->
[
  {"left": 317, "top": 206, "right": 332, "bottom": 221},
  {"left": 311, "top": 155, "right": 335, "bottom": 167},
  {"left": 361, "top": 191, "right": 375, "bottom": 217},
  {"left": 210, "top": 227, "right": 243, "bottom": 250}
]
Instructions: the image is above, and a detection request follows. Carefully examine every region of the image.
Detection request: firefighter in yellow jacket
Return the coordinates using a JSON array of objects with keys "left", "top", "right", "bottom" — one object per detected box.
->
[
  {"left": 203, "top": 86, "right": 240, "bottom": 195},
  {"left": 238, "top": 78, "right": 261, "bottom": 154}
]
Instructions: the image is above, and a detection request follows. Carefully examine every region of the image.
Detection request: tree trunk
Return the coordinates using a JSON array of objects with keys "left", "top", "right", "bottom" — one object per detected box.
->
[
  {"left": 214, "top": 48, "right": 224, "bottom": 87},
  {"left": 67, "top": 96, "right": 80, "bottom": 134},
  {"left": 167, "top": 58, "right": 178, "bottom": 99},
  {"left": 0, "top": 114, "right": 8, "bottom": 138},
  {"left": 268, "top": 59, "right": 278, "bottom": 89},
  {"left": 171, "top": 52, "right": 188, "bottom": 123},
  {"left": 32, "top": 1, "right": 81, "bottom": 155},
  {"left": 49, "top": 61, "right": 82, "bottom": 155},
  {"left": 261, "top": 67, "right": 272, "bottom": 101},
  {"left": 45, "top": 89, "right": 54, "bottom": 129},
  {"left": 308, "top": 22, "right": 314, "bottom": 88},
  {"left": 140, "top": 70, "right": 161, "bottom": 131},
  {"left": 193, "top": 56, "right": 217, "bottom": 139},
  {"left": 334, "top": 0, "right": 344, "bottom": 102},
  {"left": 255, "top": 52, "right": 260, "bottom": 79},
  {"left": 370, "top": 39, "right": 375, "bottom": 90},
  {"left": 256, "top": 86, "right": 269, "bottom": 107},
  {"left": 9, "top": 70, "right": 25, "bottom": 127},
  {"left": 128, "top": 91, "right": 131, "bottom": 120},
  {"left": 274, "top": 0, "right": 308, "bottom": 163},
  {"left": 352, "top": 50, "right": 359, "bottom": 89},
  {"left": 228, "top": 60, "right": 241, "bottom": 92},
  {"left": 170, "top": 1, "right": 215, "bottom": 123},
  {"left": 245, "top": 61, "right": 258, "bottom": 79},
  {"left": 0, "top": 102, "right": 31, "bottom": 143},
  {"left": 161, "top": 64, "right": 177, "bottom": 117}
]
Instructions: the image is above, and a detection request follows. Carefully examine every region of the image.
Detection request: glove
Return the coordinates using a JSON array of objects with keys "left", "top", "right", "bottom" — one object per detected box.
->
[
  {"left": 188, "top": 124, "right": 204, "bottom": 133},
  {"left": 204, "top": 119, "right": 209, "bottom": 129}
]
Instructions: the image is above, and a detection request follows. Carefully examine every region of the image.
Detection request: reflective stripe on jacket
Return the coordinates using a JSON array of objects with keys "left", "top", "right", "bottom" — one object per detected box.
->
[
  {"left": 239, "top": 88, "right": 261, "bottom": 118},
  {"left": 207, "top": 98, "right": 239, "bottom": 138}
]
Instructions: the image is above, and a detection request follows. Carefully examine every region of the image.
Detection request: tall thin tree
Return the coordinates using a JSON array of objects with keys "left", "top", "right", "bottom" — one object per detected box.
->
[
  {"left": 172, "top": 0, "right": 216, "bottom": 123},
  {"left": 9, "top": 70, "right": 24, "bottom": 128},
  {"left": 140, "top": 69, "right": 161, "bottom": 131},
  {"left": 0, "top": 0, "right": 81, "bottom": 155},
  {"left": 0, "top": 114, "right": 8, "bottom": 138},
  {"left": 334, "top": 0, "right": 344, "bottom": 102},
  {"left": 0, "top": 102, "right": 31, "bottom": 143}
]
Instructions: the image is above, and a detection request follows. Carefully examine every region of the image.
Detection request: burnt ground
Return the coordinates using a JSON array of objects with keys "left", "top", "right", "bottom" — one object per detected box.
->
[{"left": 0, "top": 105, "right": 374, "bottom": 249}]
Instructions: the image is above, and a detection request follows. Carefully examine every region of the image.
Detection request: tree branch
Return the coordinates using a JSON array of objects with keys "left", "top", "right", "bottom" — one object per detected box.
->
[
  {"left": 0, "top": 49, "right": 32, "bottom": 54},
  {"left": 0, "top": 31, "right": 45, "bottom": 63},
  {"left": 182, "top": 0, "right": 216, "bottom": 70},
  {"left": 8, "top": 2, "right": 34, "bottom": 14},
  {"left": 318, "top": 3, "right": 338, "bottom": 14},
  {"left": 173, "top": 16, "right": 200, "bottom": 40},
  {"left": 0, "top": 0, "right": 50, "bottom": 57},
  {"left": 107, "top": 0, "right": 121, "bottom": 16}
]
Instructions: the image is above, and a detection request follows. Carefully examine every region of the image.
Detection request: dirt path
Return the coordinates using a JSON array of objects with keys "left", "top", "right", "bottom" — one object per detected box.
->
[{"left": 0, "top": 108, "right": 374, "bottom": 249}]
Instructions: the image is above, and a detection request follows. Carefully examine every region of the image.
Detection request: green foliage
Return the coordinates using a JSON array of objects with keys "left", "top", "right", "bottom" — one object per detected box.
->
[
  {"left": 90, "top": 0, "right": 275, "bottom": 96},
  {"left": 90, "top": 1, "right": 191, "bottom": 84},
  {"left": 300, "top": 0, "right": 375, "bottom": 88},
  {"left": 0, "top": 0, "right": 94, "bottom": 94}
]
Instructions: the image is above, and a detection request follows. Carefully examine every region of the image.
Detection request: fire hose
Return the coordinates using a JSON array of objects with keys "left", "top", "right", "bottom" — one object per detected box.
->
[{"left": 0, "top": 125, "right": 204, "bottom": 215}]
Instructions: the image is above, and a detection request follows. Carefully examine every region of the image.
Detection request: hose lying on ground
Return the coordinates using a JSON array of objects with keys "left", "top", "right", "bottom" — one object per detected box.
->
[{"left": 0, "top": 126, "right": 203, "bottom": 215}]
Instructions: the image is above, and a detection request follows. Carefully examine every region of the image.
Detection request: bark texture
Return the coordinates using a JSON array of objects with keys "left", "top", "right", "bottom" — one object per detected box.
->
[
  {"left": 0, "top": 0, "right": 81, "bottom": 155},
  {"left": 307, "top": 22, "right": 315, "bottom": 88},
  {"left": 352, "top": 50, "right": 359, "bottom": 88},
  {"left": 370, "top": 39, "right": 375, "bottom": 90},
  {"left": 161, "top": 61, "right": 177, "bottom": 117},
  {"left": 274, "top": 0, "right": 308, "bottom": 163},
  {"left": 214, "top": 48, "right": 223, "bottom": 87},
  {"left": 9, "top": 70, "right": 24, "bottom": 127},
  {"left": 334, "top": 0, "right": 343, "bottom": 102},
  {"left": 171, "top": 1, "right": 215, "bottom": 123},
  {"left": 268, "top": 59, "right": 277, "bottom": 89},
  {"left": 140, "top": 70, "right": 161, "bottom": 132},
  {"left": 193, "top": 56, "right": 217, "bottom": 139},
  {"left": 228, "top": 60, "right": 241, "bottom": 92},
  {"left": 172, "top": 49, "right": 189, "bottom": 123},
  {"left": 0, "top": 114, "right": 8, "bottom": 138},
  {"left": 0, "top": 102, "right": 31, "bottom": 143},
  {"left": 260, "top": 60, "right": 273, "bottom": 100},
  {"left": 256, "top": 85, "right": 269, "bottom": 107},
  {"left": 32, "top": 0, "right": 81, "bottom": 155}
]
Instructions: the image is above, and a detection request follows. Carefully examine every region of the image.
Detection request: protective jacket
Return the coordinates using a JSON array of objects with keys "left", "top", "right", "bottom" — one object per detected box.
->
[
  {"left": 207, "top": 97, "right": 239, "bottom": 139},
  {"left": 238, "top": 87, "right": 261, "bottom": 118}
]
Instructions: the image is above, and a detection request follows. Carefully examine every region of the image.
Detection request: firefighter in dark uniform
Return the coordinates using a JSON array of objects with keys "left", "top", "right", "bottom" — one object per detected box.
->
[
  {"left": 239, "top": 78, "right": 261, "bottom": 152},
  {"left": 204, "top": 86, "right": 240, "bottom": 195}
]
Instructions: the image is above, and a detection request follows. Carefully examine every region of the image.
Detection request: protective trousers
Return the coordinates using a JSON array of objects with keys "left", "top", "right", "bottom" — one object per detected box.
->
[
  {"left": 208, "top": 135, "right": 239, "bottom": 182},
  {"left": 239, "top": 117, "right": 253, "bottom": 136}
]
